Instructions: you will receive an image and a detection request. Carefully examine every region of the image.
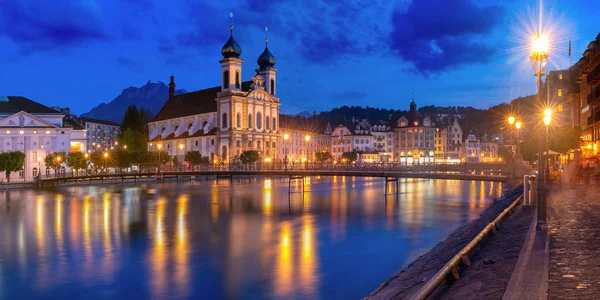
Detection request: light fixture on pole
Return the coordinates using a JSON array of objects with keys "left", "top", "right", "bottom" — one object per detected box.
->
[
  {"left": 531, "top": 33, "right": 549, "bottom": 231},
  {"left": 283, "top": 133, "right": 289, "bottom": 171}
]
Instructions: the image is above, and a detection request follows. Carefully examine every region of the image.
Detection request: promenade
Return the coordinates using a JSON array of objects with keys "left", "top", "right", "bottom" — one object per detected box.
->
[{"left": 547, "top": 178, "right": 600, "bottom": 299}]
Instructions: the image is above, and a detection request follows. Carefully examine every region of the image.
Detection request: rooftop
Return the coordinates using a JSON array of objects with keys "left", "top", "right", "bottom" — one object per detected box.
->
[{"left": 0, "top": 96, "right": 60, "bottom": 114}]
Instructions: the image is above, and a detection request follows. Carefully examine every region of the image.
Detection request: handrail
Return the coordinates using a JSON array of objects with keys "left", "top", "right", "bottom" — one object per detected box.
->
[{"left": 409, "top": 194, "right": 524, "bottom": 300}]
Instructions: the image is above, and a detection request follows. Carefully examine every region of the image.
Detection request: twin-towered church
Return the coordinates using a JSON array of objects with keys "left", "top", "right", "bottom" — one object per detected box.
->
[{"left": 148, "top": 25, "right": 281, "bottom": 162}]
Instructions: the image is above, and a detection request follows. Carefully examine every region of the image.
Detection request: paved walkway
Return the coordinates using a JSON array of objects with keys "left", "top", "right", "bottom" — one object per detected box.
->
[{"left": 547, "top": 179, "right": 600, "bottom": 299}]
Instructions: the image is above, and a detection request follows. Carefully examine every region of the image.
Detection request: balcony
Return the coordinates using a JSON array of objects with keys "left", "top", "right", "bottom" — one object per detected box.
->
[{"left": 587, "top": 65, "right": 600, "bottom": 85}]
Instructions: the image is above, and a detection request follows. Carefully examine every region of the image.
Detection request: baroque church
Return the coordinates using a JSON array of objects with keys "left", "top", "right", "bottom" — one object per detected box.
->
[{"left": 148, "top": 25, "right": 281, "bottom": 162}]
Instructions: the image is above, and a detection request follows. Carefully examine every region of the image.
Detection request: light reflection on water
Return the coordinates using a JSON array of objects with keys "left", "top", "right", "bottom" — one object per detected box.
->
[{"left": 0, "top": 176, "right": 503, "bottom": 299}]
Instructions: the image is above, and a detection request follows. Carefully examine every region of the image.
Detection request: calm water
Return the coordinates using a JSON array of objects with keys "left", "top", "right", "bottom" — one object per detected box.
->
[{"left": 0, "top": 176, "right": 503, "bottom": 299}]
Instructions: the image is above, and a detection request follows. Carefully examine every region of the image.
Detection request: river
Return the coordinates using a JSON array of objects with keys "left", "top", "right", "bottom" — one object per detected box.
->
[{"left": 0, "top": 176, "right": 503, "bottom": 299}]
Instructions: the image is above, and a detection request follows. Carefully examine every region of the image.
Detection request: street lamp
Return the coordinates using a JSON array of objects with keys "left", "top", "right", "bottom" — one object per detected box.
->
[
  {"left": 304, "top": 135, "right": 311, "bottom": 167},
  {"left": 283, "top": 133, "right": 290, "bottom": 171},
  {"left": 515, "top": 121, "right": 522, "bottom": 161},
  {"left": 103, "top": 151, "right": 109, "bottom": 170},
  {"left": 157, "top": 143, "right": 163, "bottom": 171},
  {"left": 543, "top": 109, "right": 552, "bottom": 181},
  {"left": 531, "top": 33, "right": 549, "bottom": 231},
  {"left": 508, "top": 116, "right": 515, "bottom": 125},
  {"left": 84, "top": 153, "right": 89, "bottom": 169}
]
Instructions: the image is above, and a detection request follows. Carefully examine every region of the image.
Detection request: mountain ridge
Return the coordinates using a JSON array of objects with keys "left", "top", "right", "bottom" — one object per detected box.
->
[{"left": 80, "top": 81, "right": 186, "bottom": 123}]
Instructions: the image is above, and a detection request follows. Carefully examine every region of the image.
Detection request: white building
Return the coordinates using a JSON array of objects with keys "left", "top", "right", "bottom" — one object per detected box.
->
[
  {"left": 463, "top": 134, "right": 481, "bottom": 163},
  {"left": 148, "top": 26, "right": 281, "bottom": 162},
  {"left": 80, "top": 117, "right": 120, "bottom": 151},
  {"left": 278, "top": 115, "right": 331, "bottom": 162},
  {"left": 394, "top": 100, "right": 435, "bottom": 165},
  {"left": 370, "top": 121, "right": 394, "bottom": 162},
  {"left": 434, "top": 117, "right": 463, "bottom": 163},
  {"left": 0, "top": 96, "right": 87, "bottom": 181},
  {"left": 331, "top": 119, "right": 373, "bottom": 160}
]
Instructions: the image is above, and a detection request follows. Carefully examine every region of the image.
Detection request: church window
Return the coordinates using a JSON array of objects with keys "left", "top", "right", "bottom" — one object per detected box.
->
[
  {"left": 248, "top": 114, "right": 253, "bottom": 128},
  {"left": 222, "top": 146, "right": 227, "bottom": 158},
  {"left": 248, "top": 140, "right": 253, "bottom": 148},
  {"left": 272, "top": 141, "right": 276, "bottom": 148},
  {"left": 266, "top": 115, "right": 270, "bottom": 129},
  {"left": 235, "top": 71, "right": 241, "bottom": 89},
  {"left": 257, "top": 141, "right": 262, "bottom": 149},
  {"left": 210, "top": 139, "right": 215, "bottom": 146},
  {"left": 195, "top": 140, "right": 199, "bottom": 147},
  {"left": 257, "top": 112, "right": 262, "bottom": 129},
  {"left": 236, "top": 140, "right": 241, "bottom": 147},
  {"left": 236, "top": 113, "right": 241, "bottom": 128},
  {"left": 558, "top": 89, "right": 563, "bottom": 97},
  {"left": 222, "top": 113, "right": 228, "bottom": 129},
  {"left": 270, "top": 79, "right": 275, "bottom": 95},
  {"left": 188, "top": 123, "right": 193, "bottom": 129},
  {"left": 223, "top": 71, "right": 230, "bottom": 89},
  {"left": 272, "top": 117, "right": 276, "bottom": 130}
]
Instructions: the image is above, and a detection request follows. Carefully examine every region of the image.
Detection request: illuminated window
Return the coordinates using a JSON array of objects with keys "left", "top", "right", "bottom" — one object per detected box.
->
[
  {"left": 558, "top": 89, "right": 563, "bottom": 97},
  {"left": 558, "top": 104, "right": 563, "bottom": 112},
  {"left": 46, "top": 131, "right": 51, "bottom": 134},
  {"left": 5, "top": 130, "right": 10, "bottom": 134},
  {"left": 19, "top": 130, "right": 24, "bottom": 134},
  {"left": 559, "top": 73, "right": 563, "bottom": 80}
]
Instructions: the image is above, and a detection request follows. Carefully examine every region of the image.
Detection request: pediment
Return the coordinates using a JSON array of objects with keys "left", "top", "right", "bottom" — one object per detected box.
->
[
  {"left": 0, "top": 111, "right": 57, "bottom": 128},
  {"left": 247, "top": 90, "right": 274, "bottom": 103}
]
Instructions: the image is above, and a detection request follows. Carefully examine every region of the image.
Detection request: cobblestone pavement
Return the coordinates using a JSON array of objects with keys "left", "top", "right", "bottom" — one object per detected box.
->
[
  {"left": 367, "top": 187, "right": 530, "bottom": 300},
  {"left": 547, "top": 179, "right": 600, "bottom": 299}
]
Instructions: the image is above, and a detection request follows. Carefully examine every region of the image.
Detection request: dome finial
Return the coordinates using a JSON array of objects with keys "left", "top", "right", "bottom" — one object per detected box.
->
[
  {"left": 258, "top": 26, "right": 276, "bottom": 69},
  {"left": 221, "top": 11, "right": 242, "bottom": 58}
]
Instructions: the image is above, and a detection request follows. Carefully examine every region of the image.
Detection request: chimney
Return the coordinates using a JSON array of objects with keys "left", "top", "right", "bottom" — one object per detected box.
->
[{"left": 169, "top": 74, "right": 175, "bottom": 98}]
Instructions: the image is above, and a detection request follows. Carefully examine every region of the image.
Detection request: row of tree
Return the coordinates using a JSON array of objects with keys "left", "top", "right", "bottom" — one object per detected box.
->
[{"left": 0, "top": 152, "right": 26, "bottom": 182}]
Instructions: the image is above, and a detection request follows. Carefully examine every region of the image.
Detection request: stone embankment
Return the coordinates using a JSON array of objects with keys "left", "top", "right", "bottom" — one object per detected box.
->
[{"left": 367, "top": 185, "right": 532, "bottom": 300}]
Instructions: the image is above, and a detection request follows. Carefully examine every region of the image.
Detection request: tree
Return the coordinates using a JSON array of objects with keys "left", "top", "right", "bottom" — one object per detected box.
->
[
  {"left": 45, "top": 152, "right": 66, "bottom": 174},
  {"left": 118, "top": 105, "right": 153, "bottom": 153},
  {"left": 66, "top": 152, "right": 87, "bottom": 174},
  {"left": 0, "top": 151, "right": 25, "bottom": 182},
  {"left": 315, "top": 151, "right": 332, "bottom": 162},
  {"left": 497, "top": 146, "right": 515, "bottom": 164},
  {"left": 111, "top": 149, "right": 132, "bottom": 170},
  {"left": 341, "top": 151, "right": 358, "bottom": 163},
  {"left": 172, "top": 155, "right": 180, "bottom": 166},
  {"left": 185, "top": 151, "right": 209, "bottom": 164},
  {"left": 240, "top": 150, "right": 261, "bottom": 164}
]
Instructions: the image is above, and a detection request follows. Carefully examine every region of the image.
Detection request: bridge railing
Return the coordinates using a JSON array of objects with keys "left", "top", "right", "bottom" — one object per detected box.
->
[{"left": 39, "top": 162, "right": 516, "bottom": 181}]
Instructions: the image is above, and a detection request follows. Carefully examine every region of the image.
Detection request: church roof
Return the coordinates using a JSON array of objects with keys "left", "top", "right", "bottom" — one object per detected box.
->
[
  {"left": 151, "top": 81, "right": 252, "bottom": 122},
  {"left": 0, "top": 96, "right": 59, "bottom": 114}
]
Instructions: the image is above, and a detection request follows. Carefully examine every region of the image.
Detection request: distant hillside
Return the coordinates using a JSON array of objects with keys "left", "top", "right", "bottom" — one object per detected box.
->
[{"left": 81, "top": 81, "right": 186, "bottom": 123}]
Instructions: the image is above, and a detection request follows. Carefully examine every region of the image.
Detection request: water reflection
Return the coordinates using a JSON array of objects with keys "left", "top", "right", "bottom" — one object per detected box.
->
[{"left": 0, "top": 176, "right": 503, "bottom": 299}]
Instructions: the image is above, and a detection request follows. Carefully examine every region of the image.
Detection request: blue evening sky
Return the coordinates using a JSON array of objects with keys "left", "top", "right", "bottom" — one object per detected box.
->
[{"left": 1, "top": 0, "right": 598, "bottom": 115}]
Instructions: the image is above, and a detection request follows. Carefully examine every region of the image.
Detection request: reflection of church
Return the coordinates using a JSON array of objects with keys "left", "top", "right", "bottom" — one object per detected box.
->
[{"left": 148, "top": 25, "right": 281, "bottom": 162}]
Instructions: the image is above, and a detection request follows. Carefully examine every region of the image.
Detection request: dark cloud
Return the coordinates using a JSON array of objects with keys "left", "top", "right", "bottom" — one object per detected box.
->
[
  {"left": 390, "top": 0, "right": 504, "bottom": 74},
  {"left": 0, "top": 1, "right": 109, "bottom": 54}
]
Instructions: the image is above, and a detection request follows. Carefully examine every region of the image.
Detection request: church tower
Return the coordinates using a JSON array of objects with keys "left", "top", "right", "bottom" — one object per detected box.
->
[
  {"left": 220, "top": 24, "right": 243, "bottom": 91},
  {"left": 257, "top": 36, "right": 277, "bottom": 96},
  {"left": 168, "top": 74, "right": 175, "bottom": 98}
]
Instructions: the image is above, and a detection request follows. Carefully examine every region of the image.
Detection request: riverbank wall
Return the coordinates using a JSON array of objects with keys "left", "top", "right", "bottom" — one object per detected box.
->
[{"left": 366, "top": 184, "right": 529, "bottom": 299}]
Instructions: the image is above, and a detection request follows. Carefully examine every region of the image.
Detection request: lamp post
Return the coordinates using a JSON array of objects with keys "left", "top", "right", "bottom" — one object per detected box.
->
[
  {"left": 103, "top": 151, "right": 109, "bottom": 171},
  {"left": 531, "top": 34, "right": 549, "bottom": 230},
  {"left": 84, "top": 153, "right": 89, "bottom": 174},
  {"left": 56, "top": 155, "right": 62, "bottom": 176},
  {"left": 157, "top": 143, "right": 163, "bottom": 172},
  {"left": 305, "top": 135, "right": 311, "bottom": 169},
  {"left": 283, "top": 133, "right": 289, "bottom": 171},
  {"left": 543, "top": 109, "right": 552, "bottom": 180}
]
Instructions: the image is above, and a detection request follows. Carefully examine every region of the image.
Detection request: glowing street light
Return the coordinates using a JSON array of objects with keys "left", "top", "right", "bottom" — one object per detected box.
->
[
  {"left": 532, "top": 34, "right": 548, "bottom": 54},
  {"left": 515, "top": 121, "right": 522, "bottom": 129},
  {"left": 157, "top": 143, "right": 163, "bottom": 150},
  {"left": 508, "top": 116, "right": 515, "bottom": 125},
  {"left": 178, "top": 143, "right": 184, "bottom": 150},
  {"left": 304, "top": 135, "right": 311, "bottom": 142},
  {"left": 283, "top": 133, "right": 289, "bottom": 141}
]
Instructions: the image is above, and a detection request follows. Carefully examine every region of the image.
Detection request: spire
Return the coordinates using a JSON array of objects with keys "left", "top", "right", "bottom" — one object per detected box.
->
[
  {"left": 168, "top": 74, "right": 175, "bottom": 98},
  {"left": 257, "top": 26, "right": 276, "bottom": 69},
  {"left": 410, "top": 92, "right": 417, "bottom": 110},
  {"left": 221, "top": 11, "right": 242, "bottom": 58}
]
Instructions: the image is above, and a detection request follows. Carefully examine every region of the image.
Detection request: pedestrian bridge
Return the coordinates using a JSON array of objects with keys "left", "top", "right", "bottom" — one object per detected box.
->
[{"left": 38, "top": 166, "right": 512, "bottom": 188}]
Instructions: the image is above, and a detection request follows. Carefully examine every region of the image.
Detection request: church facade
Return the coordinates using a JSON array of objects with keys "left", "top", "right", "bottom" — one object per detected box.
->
[{"left": 148, "top": 26, "right": 281, "bottom": 162}]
